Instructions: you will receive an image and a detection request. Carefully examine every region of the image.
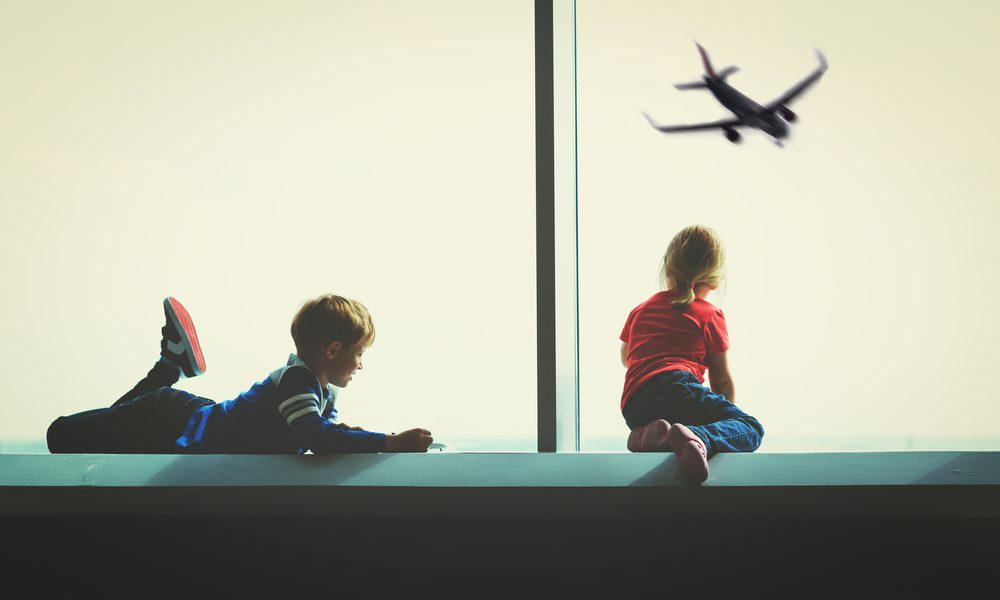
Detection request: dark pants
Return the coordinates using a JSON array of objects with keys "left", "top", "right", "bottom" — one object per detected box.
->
[
  {"left": 47, "top": 361, "right": 214, "bottom": 453},
  {"left": 622, "top": 370, "right": 764, "bottom": 457}
]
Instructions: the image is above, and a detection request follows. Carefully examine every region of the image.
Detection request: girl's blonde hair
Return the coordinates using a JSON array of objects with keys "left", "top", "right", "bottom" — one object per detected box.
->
[
  {"left": 290, "top": 294, "right": 375, "bottom": 356},
  {"left": 660, "top": 225, "right": 726, "bottom": 308}
]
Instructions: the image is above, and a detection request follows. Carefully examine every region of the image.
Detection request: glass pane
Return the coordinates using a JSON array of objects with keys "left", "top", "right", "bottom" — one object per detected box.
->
[
  {"left": 578, "top": 0, "right": 1000, "bottom": 451},
  {"left": 0, "top": 0, "right": 536, "bottom": 453}
]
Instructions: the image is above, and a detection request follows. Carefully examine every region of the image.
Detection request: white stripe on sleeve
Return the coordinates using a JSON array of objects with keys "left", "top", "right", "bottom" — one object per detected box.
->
[
  {"left": 285, "top": 405, "right": 321, "bottom": 424},
  {"left": 278, "top": 393, "right": 318, "bottom": 414}
]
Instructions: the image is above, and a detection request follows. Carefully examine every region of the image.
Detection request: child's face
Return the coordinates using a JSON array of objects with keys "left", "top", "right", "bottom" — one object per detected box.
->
[{"left": 326, "top": 341, "right": 367, "bottom": 388}]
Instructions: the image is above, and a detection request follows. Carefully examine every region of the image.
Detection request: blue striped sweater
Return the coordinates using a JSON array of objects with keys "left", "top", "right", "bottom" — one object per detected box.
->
[{"left": 175, "top": 354, "right": 386, "bottom": 453}]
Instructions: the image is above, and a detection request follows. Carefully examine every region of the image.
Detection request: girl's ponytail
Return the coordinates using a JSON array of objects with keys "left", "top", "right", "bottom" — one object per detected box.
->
[
  {"left": 661, "top": 225, "right": 726, "bottom": 308},
  {"left": 670, "top": 280, "right": 697, "bottom": 308}
]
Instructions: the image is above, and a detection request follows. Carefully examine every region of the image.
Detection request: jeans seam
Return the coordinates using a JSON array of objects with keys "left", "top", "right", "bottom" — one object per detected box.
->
[{"left": 713, "top": 429, "right": 760, "bottom": 451}]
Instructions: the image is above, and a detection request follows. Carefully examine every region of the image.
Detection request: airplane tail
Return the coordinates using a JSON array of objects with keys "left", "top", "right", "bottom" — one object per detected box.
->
[
  {"left": 674, "top": 43, "right": 738, "bottom": 90},
  {"left": 696, "top": 43, "right": 716, "bottom": 77},
  {"left": 694, "top": 43, "right": 739, "bottom": 81},
  {"left": 715, "top": 65, "right": 739, "bottom": 80}
]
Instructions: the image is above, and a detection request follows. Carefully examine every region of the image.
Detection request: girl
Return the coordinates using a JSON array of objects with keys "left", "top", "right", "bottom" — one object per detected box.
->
[{"left": 620, "top": 225, "right": 763, "bottom": 483}]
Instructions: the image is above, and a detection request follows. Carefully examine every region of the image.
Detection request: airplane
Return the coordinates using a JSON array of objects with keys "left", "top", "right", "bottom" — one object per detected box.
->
[{"left": 643, "top": 43, "right": 828, "bottom": 146}]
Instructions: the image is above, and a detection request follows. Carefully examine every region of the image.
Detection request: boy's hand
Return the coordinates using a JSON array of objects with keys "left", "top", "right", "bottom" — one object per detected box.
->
[{"left": 384, "top": 428, "right": 433, "bottom": 453}]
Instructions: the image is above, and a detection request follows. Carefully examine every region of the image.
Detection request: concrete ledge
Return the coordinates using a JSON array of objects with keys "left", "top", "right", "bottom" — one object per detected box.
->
[
  {"left": 3, "top": 451, "right": 999, "bottom": 518},
  {"left": 7, "top": 451, "right": 1000, "bottom": 487},
  {"left": 4, "top": 452, "right": 998, "bottom": 596}
]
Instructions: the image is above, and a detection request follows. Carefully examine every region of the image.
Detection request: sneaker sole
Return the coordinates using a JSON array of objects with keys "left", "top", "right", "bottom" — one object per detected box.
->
[
  {"left": 627, "top": 428, "right": 643, "bottom": 452},
  {"left": 669, "top": 424, "right": 709, "bottom": 484},
  {"left": 677, "top": 440, "right": 709, "bottom": 484},
  {"left": 165, "top": 297, "right": 206, "bottom": 376},
  {"left": 627, "top": 420, "right": 671, "bottom": 452}
]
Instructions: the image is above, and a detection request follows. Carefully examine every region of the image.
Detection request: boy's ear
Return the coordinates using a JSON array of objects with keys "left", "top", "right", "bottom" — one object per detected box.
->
[{"left": 325, "top": 340, "right": 342, "bottom": 359}]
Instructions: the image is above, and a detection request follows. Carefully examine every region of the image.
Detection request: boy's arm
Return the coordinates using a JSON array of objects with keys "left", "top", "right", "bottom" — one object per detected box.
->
[
  {"left": 277, "top": 367, "right": 387, "bottom": 453},
  {"left": 277, "top": 367, "right": 433, "bottom": 453},
  {"left": 705, "top": 351, "right": 735, "bottom": 402},
  {"left": 292, "top": 417, "right": 388, "bottom": 453},
  {"left": 335, "top": 423, "right": 365, "bottom": 431}
]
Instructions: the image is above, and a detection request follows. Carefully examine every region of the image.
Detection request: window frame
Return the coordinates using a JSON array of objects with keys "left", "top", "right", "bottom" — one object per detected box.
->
[{"left": 535, "top": 0, "right": 580, "bottom": 452}]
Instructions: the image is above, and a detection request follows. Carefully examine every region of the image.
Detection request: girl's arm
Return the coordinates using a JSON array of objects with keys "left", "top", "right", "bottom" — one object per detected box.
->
[
  {"left": 705, "top": 351, "right": 735, "bottom": 402},
  {"left": 620, "top": 342, "right": 628, "bottom": 368}
]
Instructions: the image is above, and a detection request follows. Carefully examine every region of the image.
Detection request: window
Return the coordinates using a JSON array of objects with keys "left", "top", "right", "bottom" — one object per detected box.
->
[
  {"left": 577, "top": 0, "right": 1000, "bottom": 451},
  {"left": 0, "top": 1, "right": 536, "bottom": 452},
  {"left": 5, "top": 1, "right": 994, "bottom": 456}
]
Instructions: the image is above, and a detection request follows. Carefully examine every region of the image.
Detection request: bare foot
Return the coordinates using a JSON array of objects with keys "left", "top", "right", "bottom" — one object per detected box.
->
[
  {"left": 668, "top": 423, "right": 709, "bottom": 483},
  {"left": 627, "top": 419, "right": 672, "bottom": 452}
]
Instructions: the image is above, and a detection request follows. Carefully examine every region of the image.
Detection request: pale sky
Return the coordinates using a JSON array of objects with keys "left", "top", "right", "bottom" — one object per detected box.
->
[
  {"left": 0, "top": 1, "right": 537, "bottom": 448},
  {"left": 577, "top": 0, "right": 1000, "bottom": 450},
  {"left": 1, "top": 1, "right": 998, "bottom": 452}
]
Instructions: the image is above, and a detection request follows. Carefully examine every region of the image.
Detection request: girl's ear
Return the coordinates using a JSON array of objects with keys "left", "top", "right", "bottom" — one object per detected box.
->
[{"left": 325, "top": 340, "right": 342, "bottom": 360}]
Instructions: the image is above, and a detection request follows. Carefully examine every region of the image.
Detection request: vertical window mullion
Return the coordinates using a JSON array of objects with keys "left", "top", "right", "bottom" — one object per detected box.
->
[{"left": 537, "top": 0, "right": 579, "bottom": 452}]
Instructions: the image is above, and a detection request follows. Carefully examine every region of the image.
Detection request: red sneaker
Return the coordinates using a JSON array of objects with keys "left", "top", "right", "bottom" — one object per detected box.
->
[
  {"left": 160, "top": 297, "right": 206, "bottom": 378},
  {"left": 627, "top": 419, "right": 671, "bottom": 452},
  {"left": 668, "top": 423, "right": 709, "bottom": 483}
]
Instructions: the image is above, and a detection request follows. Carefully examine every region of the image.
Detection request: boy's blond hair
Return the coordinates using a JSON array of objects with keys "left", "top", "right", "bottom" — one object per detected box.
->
[
  {"left": 660, "top": 225, "right": 726, "bottom": 308},
  {"left": 290, "top": 294, "right": 375, "bottom": 356}
]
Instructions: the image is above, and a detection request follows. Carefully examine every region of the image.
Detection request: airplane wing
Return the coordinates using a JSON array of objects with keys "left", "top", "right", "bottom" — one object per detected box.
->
[
  {"left": 764, "top": 50, "right": 828, "bottom": 111},
  {"left": 642, "top": 111, "right": 744, "bottom": 133}
]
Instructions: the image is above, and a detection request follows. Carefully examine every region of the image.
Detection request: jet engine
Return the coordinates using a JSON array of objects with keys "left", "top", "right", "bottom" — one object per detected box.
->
[
  {"left": 779, "top": 106, "right": 797, "bottom": 122},
  {"left": 723, "top": 128, "right": 741, "bottom": 143}
]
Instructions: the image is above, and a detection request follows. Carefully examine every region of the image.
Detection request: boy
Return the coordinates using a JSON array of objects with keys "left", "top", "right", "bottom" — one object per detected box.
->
[{"left": 47, "top": 295, "right": 433, "bottom": 454}]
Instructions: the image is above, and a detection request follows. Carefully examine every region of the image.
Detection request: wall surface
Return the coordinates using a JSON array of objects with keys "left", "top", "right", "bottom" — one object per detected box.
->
[{"left": 3, "top": 452, "right": 998, "bottom": 597}]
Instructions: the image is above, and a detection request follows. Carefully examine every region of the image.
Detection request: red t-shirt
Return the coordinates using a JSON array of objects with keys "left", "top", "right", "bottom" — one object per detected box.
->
[{"left": 619, "top": 290, "right": 729, "bottom": 410}]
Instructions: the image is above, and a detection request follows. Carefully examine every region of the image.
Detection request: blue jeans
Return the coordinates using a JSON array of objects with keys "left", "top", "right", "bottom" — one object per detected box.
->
[
  {"left": 622, "top": 370, "right": 764, "bottom": 457},
  {"left": 47, "top": 361, "right": 214, "bottom": 453}
]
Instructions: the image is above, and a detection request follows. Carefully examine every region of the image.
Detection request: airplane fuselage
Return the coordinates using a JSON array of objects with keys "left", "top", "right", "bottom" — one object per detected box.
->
[
  {"left": 645, "top": 45, "right": 825, "bottom": 144},
  {"left": 706, "top": 78, "right": 788, "bottom": 139}
]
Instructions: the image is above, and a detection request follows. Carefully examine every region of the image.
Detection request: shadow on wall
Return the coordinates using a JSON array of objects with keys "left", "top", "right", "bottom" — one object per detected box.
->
[
  {"left": 142, "top": 453, "right": 381, "bottom": 487},
  {"left": 912, "top": 452, "right": 1000, "bottom": 485}
]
